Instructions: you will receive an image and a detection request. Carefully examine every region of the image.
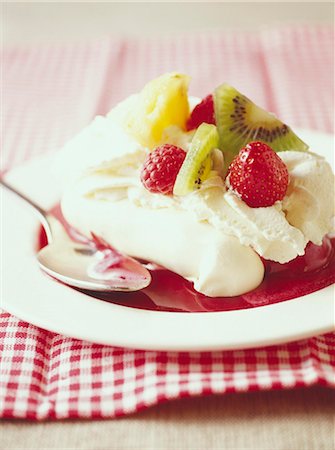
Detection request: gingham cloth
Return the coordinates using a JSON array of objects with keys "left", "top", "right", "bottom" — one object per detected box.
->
[{"left": 1, "top": 25, "right": 334, "bottom": 420}]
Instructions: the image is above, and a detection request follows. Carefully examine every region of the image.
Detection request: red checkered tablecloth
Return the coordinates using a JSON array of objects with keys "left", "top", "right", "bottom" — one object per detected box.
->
[{"left": 1, "top": 25, "right": 334, "bottom": 420}]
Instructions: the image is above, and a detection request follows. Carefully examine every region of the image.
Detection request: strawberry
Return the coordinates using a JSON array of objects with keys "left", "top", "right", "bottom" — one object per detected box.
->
[
  {"left": 140, "top": 144, "right": 186, "bottom": 195},
  {"left": 226, "top": 141, "right": 289, "bottom": 208},
  {"left": 186, "top": 94, "right": 215, "bottom": 131}
]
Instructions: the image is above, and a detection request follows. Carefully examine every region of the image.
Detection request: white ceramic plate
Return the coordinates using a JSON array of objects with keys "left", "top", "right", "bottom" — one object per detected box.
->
[{"left": 2, "top": 129, "right": 334, "bottom": 351}]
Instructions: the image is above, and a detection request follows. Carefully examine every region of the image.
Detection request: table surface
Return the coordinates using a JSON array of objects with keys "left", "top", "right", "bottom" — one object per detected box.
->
[
  {"left": 1, "top": 387, "right": 334, "bottom": 450},
  {"left": 2, "top": 3, "right": 334, "bottom": 449}
]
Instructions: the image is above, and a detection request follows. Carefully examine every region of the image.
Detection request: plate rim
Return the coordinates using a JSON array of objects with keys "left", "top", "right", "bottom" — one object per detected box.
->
[{"left": 2, "top": 128, "right": 335, "bottom": 350}]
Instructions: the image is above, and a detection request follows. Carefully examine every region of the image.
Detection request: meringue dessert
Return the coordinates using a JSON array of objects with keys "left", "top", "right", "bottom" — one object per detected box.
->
[{"left": 55, "top": 73, "right": 335, "bottom": 298}]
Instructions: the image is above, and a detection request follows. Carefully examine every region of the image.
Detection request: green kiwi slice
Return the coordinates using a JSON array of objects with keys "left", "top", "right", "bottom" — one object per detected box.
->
[
  {"left": 173, "top": 123, "right": 219, "bottom": 196},
  {"left": 214, "top": 84, "right": 309, "bottom": 170}
]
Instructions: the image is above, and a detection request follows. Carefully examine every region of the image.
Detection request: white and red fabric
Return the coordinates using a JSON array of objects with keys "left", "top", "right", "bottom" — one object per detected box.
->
[{"left": 1, "top": 25, "right": 334, "bottom": 419}]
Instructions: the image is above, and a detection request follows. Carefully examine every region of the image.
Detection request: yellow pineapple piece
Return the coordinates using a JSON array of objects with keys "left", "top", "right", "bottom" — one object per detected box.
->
[{"left": 124, "top": 72, "right": 190, "bottom": 149}]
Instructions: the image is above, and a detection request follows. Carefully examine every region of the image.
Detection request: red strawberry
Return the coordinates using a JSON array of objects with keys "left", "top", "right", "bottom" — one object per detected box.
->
[
  {"left": 226, "top": 141, "right": 289, "bottom": 208},
  {"left": 140, "top": 144, "right": 186, "bottom": 195},
  {"left": 186, "top": 94, "right": 215, "bottom": 131}
]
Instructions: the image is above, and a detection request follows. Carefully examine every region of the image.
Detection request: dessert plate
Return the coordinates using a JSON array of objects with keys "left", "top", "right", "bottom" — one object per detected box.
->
[{"left": 2, "top": 129, "right": 334, "bottom": 351}]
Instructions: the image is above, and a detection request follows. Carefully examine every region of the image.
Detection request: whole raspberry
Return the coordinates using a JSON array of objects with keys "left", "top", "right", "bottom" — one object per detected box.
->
[
  {"left": 140, "top": 144, "right": 186, "bottom": 195},
  {"left": 186, "top": 94, "right": 215, "bottom": 131},
  {"left": 227, "top": 141, "right": 289, "bottom": 208}
]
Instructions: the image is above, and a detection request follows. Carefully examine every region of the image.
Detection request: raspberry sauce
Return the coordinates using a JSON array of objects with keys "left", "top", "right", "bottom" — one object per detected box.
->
[{"left": 38, "top": 208, "right": 335, "bottom": 313}]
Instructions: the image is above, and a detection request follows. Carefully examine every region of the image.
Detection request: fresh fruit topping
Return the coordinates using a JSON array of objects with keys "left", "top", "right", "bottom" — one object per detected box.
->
[
  {"left": 214, "top": 84, "right": 309, "bottom": 171},
  {"left": 186, "top": 94, "right": 215, "bottom": 131},
  {"left": 140, "top": 144, "right": 186, "bottom": 195},
  {"left": 173, "top": 123, "right": 219, "bottom": 196},
  {"left": 227, "top": 141, "right": 289, "bottom": 208},
  {"left": 124, "top": 72, "right": 190, "bottom": 149}
]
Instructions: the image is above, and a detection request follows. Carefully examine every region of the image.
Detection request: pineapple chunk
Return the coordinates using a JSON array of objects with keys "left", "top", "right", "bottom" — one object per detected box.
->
[{"left": 124, "top": 72, "right": 190, "bottom": 149}]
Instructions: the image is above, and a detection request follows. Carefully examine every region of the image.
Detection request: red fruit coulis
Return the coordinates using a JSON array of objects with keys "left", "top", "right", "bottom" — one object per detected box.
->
[{"left": 38, "top": 206, "right": 335, "bottom": 313}]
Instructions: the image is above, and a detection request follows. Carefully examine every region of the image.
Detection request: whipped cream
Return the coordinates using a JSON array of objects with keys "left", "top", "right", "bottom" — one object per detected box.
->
[
  {"left": 55, "top": 96, "right": 335, "bottom": 296},
  {"left": 281, "top": 151, "right": 335, "bottom": 245},
  {"left": 54, "top": 95, "right": 145, "bottom": 187}
]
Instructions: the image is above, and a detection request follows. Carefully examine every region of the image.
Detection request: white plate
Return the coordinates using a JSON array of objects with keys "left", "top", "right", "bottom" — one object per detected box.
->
[{"left": 2, "top": 129, "right": 334, "bottom": 351}]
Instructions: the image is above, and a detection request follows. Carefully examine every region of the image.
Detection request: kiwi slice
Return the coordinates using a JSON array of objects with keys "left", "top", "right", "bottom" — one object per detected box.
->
[
  {"left": 214, "top": 84, "right": 309, "bottom": 170},
  {"left": 173, "top": 123, "right": 219, "bottom": 196}
]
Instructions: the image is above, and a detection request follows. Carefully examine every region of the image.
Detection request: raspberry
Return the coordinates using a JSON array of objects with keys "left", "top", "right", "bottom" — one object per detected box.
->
[
  {"left": 186, "top": 94, "right": 215, "bottom": 131},
  {"left": 227, "top": 141, "right": 289, "bottom": 208},
  {"left": 140, "top": 144, "right": 186, "bottom": 195}
]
